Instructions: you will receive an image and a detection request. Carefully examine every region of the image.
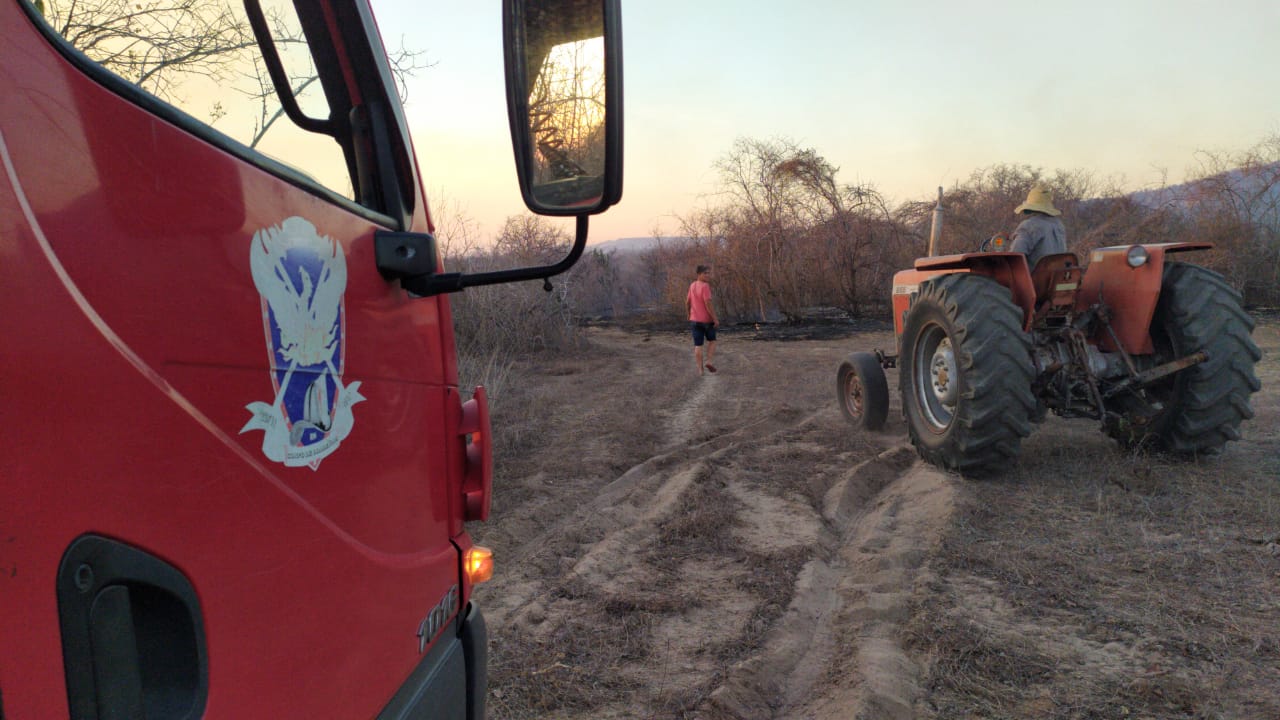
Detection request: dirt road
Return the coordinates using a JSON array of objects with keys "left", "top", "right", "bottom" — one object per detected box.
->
[{"left": 474, "top": 319, "right": 1280, "bottom": 719}]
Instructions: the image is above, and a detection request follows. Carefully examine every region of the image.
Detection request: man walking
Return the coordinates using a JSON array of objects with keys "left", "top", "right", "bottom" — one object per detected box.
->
[{"left": 686, "top": 264, "right": 718, "bottom": 374}]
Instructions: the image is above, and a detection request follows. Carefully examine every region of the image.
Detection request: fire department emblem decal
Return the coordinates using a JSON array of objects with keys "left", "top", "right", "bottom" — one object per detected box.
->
[{"left": 241, "top": 217, "right": 364, "bottom": 470}]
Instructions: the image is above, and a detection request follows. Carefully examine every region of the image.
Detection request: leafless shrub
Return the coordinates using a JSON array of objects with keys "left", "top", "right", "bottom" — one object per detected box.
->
[{"left": 441, "top": 215, "right": 589, "bottom": 410}]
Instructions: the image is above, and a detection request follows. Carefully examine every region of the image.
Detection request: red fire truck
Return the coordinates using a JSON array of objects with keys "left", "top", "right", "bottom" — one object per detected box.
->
[{"left": 0, "top": 0, "right": 622, "bottom": 716}]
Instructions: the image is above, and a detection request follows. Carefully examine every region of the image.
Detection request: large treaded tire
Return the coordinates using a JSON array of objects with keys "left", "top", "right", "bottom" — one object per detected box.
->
[
  {"left": 1107, "top": 262, "right": 1262, "bottom": 453},
  {"left": 900, "top": 274, "right": 1036, "bottom": 472}
]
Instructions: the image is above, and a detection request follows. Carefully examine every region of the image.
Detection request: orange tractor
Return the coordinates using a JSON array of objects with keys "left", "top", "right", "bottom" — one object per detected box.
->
[{"left": 837, "top": 194, "right": 1262, "bottom": 472}]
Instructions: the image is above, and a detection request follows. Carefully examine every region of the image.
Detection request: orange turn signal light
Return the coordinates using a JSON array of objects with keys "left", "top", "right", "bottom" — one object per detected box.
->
[{"left": 465, "top": 546, "right": 494, "bottom": 585}]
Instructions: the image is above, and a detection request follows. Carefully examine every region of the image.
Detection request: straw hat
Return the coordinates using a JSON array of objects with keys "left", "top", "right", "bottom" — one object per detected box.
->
[{"left": 1015, "top": 184, "right": 1061, "bottom": 216}]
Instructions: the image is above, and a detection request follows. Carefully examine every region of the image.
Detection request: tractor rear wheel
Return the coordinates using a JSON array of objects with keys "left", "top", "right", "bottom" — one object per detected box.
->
[
  {"left": 1106, "top": 262, "right": 1261, "bottom": 453},
  {"left": 900, "top": 274, "right": 1036, "bottom": 472},
  {"left": 837, "top": 352, "right": 889, "bottom": 431}
]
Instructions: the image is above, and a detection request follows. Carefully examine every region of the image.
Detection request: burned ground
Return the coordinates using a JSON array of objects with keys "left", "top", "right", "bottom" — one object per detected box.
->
[{"left": 472, "top": 318, "right": 1279, "bottom": 719}]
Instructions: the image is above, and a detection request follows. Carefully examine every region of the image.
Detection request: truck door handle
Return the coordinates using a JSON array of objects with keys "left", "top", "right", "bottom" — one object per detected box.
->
[
  {"left": 58, "top": 536, "right": 208, "bottom": 720},
  {"left": 89, "top": 586, "right": 146, "bottom": 719}
]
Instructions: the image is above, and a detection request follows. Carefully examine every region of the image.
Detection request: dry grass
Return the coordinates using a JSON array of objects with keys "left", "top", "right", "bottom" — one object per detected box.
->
[
  {"left": 907, "top": 421, "right": 1280, "bottom": 719},
  {"left": 488, "top": 611, "right": 651, "bottom": 716},
  {"left": 484, "top": 483, "right": 748, "bottom": 718},
  {"left": 457, "top": 350, "right": 517, "bottom": 406},
  {"left": 652, "top": 479, "right": 741, "bottom": 551}
]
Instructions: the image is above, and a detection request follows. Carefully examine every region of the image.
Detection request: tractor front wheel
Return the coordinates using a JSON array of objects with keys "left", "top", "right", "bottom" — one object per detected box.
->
[
  {"left": 899, "top": 274, "right": 1036, "bottom": 472},
  {"left": 837, "top": 352, "right": 889, "bottom": 431},
  {"left": 1106, "top": 262, "right": 1261, "bottom": 453}
]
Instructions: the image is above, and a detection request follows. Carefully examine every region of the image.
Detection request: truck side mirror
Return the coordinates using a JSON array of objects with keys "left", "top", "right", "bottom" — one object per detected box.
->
[
  {"left": 376, "top": 0, "right": 623, "bottom": 296},
  {"left": 505, "top": 0, "right": 623, "bottom": 216}
]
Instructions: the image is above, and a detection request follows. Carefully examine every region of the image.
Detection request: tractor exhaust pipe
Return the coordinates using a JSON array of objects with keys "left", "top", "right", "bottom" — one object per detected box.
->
[{"left": 927, "top": 186, "right": 943, "bottom": 257}]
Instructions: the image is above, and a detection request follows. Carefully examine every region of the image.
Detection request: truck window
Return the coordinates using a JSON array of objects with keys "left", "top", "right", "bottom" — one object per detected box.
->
[{"left": 29, "top": 0, "right": 358, "bottom": 202}]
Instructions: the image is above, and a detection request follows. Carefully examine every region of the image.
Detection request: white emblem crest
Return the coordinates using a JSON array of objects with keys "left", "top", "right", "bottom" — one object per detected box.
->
[{"left": 241, "top": 217, "right": 364, "bottom": 469}]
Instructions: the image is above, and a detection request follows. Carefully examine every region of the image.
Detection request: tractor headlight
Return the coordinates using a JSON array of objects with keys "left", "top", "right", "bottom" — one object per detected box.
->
[{"left": 1126, "top": 245, "right": 1150, "bottom": 268}]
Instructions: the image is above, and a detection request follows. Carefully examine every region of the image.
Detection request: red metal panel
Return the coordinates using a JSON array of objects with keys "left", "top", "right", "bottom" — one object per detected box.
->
[
  {"left": 1, "top": 1, "right": 468, "bottom": 716},
  {"left": 1076, "top": 243, "right": 1211, "bottom": 354}
]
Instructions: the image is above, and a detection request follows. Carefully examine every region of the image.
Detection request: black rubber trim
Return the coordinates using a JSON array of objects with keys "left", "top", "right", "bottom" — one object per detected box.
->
[
  {"left": 14, "top": 0, "right": 399, "bottom": 229},
  {"left": 243, "top": 0, "right": 337, "bottom": 136},
  {"left": 376, "top": 603, "right": 487, "bottom": 720},
  {"left": 461, "top": 603, "right": 489, "bottom": 720},
  {"left": 351, "top": 0, "right": 419, "bottom": 226}
]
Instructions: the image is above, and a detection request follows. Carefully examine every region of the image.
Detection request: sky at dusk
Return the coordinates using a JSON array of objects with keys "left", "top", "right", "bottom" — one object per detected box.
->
[{"left": 373, "top": 0, "right": 1280, "bottom": 245}]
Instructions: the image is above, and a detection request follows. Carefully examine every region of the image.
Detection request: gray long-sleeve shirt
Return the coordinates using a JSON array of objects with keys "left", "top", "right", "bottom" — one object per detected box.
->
[{"left": 1010, "top": 213, "right": 1067, "bottom": 269}]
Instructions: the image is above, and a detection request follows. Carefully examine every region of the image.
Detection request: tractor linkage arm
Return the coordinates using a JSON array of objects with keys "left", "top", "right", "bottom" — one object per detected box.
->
[{"left": 1102, "top": 351, "right": 1208, "bottom": 399}]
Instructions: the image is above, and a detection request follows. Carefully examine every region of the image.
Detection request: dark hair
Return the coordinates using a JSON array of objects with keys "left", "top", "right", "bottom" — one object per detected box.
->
[{"left": 696, "top": 264, "right": 710, "bottom": 275}]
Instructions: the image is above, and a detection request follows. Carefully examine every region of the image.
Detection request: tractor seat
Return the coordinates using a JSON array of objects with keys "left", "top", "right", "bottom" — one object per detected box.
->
[{"left": 1030, "top": 253, "right": 1081, "bottom": 307}]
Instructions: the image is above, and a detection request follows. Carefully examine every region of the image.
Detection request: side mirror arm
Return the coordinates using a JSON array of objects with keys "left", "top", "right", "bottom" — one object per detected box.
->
[{"left": 375, "top": 216, "right": 589, "bottom": 296}]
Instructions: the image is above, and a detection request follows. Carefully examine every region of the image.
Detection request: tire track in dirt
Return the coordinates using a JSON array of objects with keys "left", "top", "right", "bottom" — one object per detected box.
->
[
  {"left": 480, "top": 345, "right": 810, "bottom": 645},
  {"left": 809, "top": 457, "right": 956, "bottom": 719},
  {"left": 484, "top": 396, "right": 785, "bottom": 601},
  {"left": 697, "top": 445, "right": 956, "bottom": 719},
  {"left": 666, "top": 372, "right": 718, "bottom": 446},
  {"left": 482, "top": 327, "right": 959, "bottom": 719},
  {"left": 565, "top": 392, "right": 833, "bottom": 712}
]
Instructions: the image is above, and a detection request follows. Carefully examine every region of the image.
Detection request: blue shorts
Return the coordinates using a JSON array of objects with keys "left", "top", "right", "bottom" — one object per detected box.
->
[{"left": 690, "top": 321, "right": 717, "bottom": 346}]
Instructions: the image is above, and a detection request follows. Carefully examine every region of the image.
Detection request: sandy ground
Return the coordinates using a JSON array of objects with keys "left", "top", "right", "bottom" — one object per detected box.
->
[{"left": 472, "top": 317, "right": 1280, "bottom": 719}]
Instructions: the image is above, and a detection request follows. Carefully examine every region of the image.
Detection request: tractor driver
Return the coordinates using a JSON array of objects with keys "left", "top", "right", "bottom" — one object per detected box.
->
[{"left": 1010, "top": 183, "right": 1067, "bottom": 269}]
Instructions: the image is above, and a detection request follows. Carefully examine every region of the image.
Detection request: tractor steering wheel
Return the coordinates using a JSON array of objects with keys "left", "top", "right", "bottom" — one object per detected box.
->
[{"left": 980, "top": 232, "right": 1009, "bottom": 252}]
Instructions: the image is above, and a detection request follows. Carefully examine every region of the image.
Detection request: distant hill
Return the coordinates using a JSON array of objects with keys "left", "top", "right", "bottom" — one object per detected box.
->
[
  {"left": 1126, "top": 162, "right": 1280, "bottom": 218},
  {"left": 589, "top": 236, "right": 692, "bottom": 255}
]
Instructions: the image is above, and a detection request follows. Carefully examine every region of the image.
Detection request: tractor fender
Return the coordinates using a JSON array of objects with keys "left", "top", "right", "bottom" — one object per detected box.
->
[
  {"left": 891, "top": 252, "right": 1035, "bottom": 340},
  {"left": 1075, "top": 242, "right": 1213, "bottom": 355}
]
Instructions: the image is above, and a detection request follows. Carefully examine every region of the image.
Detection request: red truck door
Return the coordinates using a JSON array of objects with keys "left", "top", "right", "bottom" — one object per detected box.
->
[{"left": 1, "top": 0, "right": 478, "bottom": 716}]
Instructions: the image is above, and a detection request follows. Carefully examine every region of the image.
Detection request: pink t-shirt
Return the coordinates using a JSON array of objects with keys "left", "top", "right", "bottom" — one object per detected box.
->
[{"left": 687, "top": 280, "right": 713, "bottom": 323}]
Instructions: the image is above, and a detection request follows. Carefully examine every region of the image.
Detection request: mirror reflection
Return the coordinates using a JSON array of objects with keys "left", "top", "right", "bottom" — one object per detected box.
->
[{"left": 522, "top": 3, "right": 607, "bottom": 209}]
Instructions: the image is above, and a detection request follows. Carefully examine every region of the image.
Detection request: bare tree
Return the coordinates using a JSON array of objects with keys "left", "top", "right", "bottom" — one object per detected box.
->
[
  {"left": 431, "top": 191, "right": 482, "bottom": 264},
  {"left": 494, "top": 215, "right": 571, "bottom": 265},
  {"left": 40, "top": 0, "right": 426, "bottom": 150},
  {"left": 527, "top": 37, "right": 606, "bottom": 184},
  {"left": 711, "top": 137, "right": 803, "bottom": 319},
  {"left": 43, "top": 0, "right": 252, "bottom": 101},
  {"left": 1179, "top": 135, "right": 1280, "bottom": 305},
  {"left": 686, "top": 138, "right": 905, "bottom": 320},
  {"left": 774, "top": 150, "right": 896, "bottom": 314}
]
